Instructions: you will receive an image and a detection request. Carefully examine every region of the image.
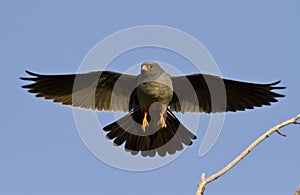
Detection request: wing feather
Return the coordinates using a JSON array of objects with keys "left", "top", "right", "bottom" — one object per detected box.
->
[
  {"left": 21, "top": 70, "right": 138, "bottom": 111},
  {"left": 170, "top": 74, "right": 285, "bottom": 113}
]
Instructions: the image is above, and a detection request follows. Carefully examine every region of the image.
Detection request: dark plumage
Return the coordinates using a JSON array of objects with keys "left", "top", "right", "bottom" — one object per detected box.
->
[{"left": 20, "top": 62, "right": 285, "bottom": 157}]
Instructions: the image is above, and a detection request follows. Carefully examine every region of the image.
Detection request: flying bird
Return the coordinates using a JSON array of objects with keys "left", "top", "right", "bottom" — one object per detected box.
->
[{"left": 20, "top": 62, "right": 285, "bottom": 157}]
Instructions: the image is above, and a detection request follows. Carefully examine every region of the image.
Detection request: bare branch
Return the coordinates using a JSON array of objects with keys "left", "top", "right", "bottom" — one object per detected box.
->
[
  {"left": 275, "top": 129, "right": 287, "bottom": 137},
  {"left": 196, "top": 173, "right": 206, "bottom": 195},
  {"left": 196, "top": 114, "right": 300, "bottom": 195},
  {"left": 295, "top": 185, "right": 300, "bottom": 195}
]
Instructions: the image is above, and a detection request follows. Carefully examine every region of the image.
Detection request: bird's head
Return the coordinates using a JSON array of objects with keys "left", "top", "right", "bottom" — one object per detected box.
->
[{"left": 140, "top": 62, "right": 165, "bottom": 78}]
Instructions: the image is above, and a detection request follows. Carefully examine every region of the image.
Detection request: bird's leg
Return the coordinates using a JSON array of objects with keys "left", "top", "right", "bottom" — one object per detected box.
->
[
  {"left": 157, "top": 109, "right": 167, "bottom": 128},
  {"left": 142, "top": 112, "right": 149, "bottom": 132}
]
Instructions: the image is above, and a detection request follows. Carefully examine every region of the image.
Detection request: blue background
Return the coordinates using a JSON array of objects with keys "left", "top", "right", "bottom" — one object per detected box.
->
[{"left": 1, "top": 1, "right": 299, "bottom": 194}]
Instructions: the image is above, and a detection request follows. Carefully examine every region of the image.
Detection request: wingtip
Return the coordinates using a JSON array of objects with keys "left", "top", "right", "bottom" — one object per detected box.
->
[
  {"left": 269, "top": 80, "right": 286, "bottom": 90},
  {"left": 25, "top": 70, "right": 40, "bottom": 76},
  {"left": 20, "top": 70, "right": 40, "bottom": 81},
  {"left": 21, "top": 84, "right": 33, "bottom": 89},
  {"left": 20, "top": 77, "right": 34, "bottom": 81},
  {"left": 270, "top": 80, "right": 281, "bottom": 85}
]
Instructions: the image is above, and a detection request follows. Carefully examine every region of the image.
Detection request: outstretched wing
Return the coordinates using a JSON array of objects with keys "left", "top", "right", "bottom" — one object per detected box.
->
[
  {"left": 21, "top": 70, "right": 139, "bottom": 111},
  {"left": 170, "top": 74, "right": 285, "bottom": 113}
]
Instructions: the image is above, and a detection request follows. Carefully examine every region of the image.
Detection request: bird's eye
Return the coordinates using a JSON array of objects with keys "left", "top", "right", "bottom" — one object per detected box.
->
[{"left": 148, "top": 65, "right": 153, "bottom": 69}]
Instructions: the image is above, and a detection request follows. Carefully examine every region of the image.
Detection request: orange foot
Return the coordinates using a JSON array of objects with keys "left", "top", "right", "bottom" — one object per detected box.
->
[
  {"left": 157, "top": 114, "right": 167, "bottom": 128},
  {"left": 142, "top": 112, "right": 149, "bottom": 132}
]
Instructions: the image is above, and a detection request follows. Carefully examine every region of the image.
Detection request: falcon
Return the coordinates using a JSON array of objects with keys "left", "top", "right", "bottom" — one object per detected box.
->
[{"left": 20, "top": 62, "right": 285, "bottom": 157}]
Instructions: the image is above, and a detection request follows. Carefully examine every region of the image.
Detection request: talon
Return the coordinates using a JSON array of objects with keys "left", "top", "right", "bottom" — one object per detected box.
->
[
  {"left": 142, "top": 112, "right": 148, "bottom": 131},
  {"left": 158, "top": 114, "right": 167, "bottom": 128}
]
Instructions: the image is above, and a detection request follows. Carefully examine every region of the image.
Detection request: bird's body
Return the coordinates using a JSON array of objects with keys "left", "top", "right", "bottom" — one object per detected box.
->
[
  {"left": 136, "top": 62, "right": 174, "bottom": 131},
  {"left": 137, "top": 62, "right": 173, "bottom": 109},
  {"left": 21, "top": 62, "right": 285, "bottom": 157},
  {"left": 137, "top": 80, "right": 173, "bottom": 108}
]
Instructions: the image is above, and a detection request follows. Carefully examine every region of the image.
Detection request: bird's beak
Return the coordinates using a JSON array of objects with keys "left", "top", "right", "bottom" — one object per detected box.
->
[{"left": 142, "top": 65, "right": 149, "bottom": 72}]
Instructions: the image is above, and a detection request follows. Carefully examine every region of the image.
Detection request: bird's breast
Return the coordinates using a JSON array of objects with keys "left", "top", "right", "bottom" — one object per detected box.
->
[{"left": 137, "top": 81, "right": 173, "bottom": 111}]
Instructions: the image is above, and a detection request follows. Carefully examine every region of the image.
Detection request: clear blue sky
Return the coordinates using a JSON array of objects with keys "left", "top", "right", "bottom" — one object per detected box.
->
[{"left": 1, "top": 1, "right": 299, "bottom": 194}]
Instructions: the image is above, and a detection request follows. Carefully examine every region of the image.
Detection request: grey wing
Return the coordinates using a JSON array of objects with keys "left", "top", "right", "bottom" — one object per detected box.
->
[
  {"left": 170, "top": 74, "right": 285, "bottom": 113},
  {"left": 21, "top": 70, "right": 139, "bottom": 111}
]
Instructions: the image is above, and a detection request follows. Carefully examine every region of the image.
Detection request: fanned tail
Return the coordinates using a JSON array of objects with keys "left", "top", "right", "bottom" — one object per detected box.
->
[{"left": 103, "top": 107, "right": 196, "bottom": 157}]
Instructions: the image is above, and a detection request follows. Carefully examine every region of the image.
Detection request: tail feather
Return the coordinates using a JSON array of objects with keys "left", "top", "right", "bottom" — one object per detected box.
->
[{"left": 103, "top": 107, "right": 197, "bottom": 157}]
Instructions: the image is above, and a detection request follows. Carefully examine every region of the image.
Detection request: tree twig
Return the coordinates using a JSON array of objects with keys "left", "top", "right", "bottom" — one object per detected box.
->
[
  {"left": 196, "top": 114, "right": 300, "bottom": 195},
  {"left": 295, "top": 185, "right": 300, "bottom": 195}
]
